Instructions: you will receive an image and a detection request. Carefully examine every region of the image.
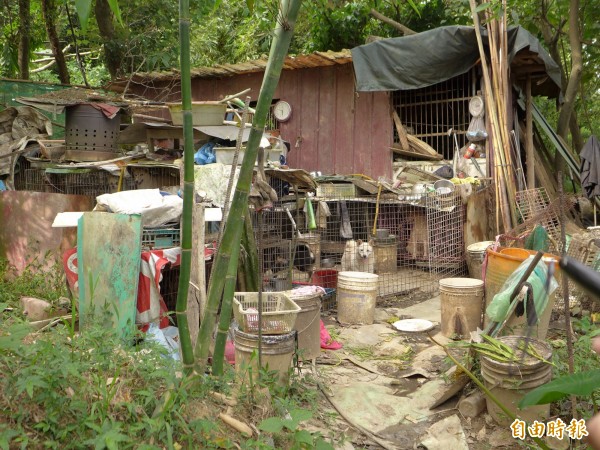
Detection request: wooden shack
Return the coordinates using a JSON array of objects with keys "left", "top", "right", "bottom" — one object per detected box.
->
[{"left": 109, "top": 25, "right": 561, "bottom": 182}]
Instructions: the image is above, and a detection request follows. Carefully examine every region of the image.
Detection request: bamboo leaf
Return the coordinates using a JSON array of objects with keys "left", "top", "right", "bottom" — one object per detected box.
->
[
  {"left": 475, "top": 2, "right": 491, "bottom": 12},
  {"left": 246, "top": 0, "right": 255, "bottom": 11},
  {"left": 518, "top": 370, "right": 600, "bottom": 408},
  {"left": 106, "top": 0, "right": 123, "bottom": 25},
  {"left": 75, "top": 0, "right": 93, "bottom": 32},
  {"left": 406, "top": 0, "right": 421, "bottom": 17}
]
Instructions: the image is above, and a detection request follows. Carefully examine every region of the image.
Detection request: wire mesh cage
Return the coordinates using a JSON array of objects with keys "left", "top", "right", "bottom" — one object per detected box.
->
[
  {"left": 128, "top": 165, "right": 180, "bottom": 191},
  {"left": 501, "top": 190, "right": 577, "bottom": 253},
  {"left": 250, "top": 191, "right": 467, "bottom": 305},
  {"left": 20, "top": 167, "right": 113, "bottom": 197}
]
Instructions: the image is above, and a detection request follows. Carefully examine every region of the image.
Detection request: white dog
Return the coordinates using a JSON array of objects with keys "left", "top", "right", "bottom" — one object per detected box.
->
[{"left": 341, "top": 239, "right": 374, "bottom": 273}]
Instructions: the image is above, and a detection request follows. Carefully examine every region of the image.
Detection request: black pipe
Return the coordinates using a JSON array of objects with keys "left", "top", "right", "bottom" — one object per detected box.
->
[{"left": 559, "top": 256, "right": 600, "bottom": 302}]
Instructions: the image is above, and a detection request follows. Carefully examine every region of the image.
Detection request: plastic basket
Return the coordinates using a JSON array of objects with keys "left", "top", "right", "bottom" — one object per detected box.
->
[
  {"left": 316, "top": 183, "right": 357, "bottom": 198},
  {"left": 142, "top": 227, "right": 181, "bottom": 250},
  {"left": 233, "top": 292, "right": 301, "bottom": 335}
]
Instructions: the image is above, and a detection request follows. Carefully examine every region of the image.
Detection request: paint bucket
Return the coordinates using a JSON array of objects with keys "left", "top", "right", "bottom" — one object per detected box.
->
[
  {"left": 290, "top": 292, "right": 322, "bottom": 360},
  {"left": 233, "top": 325, "right": 296, "bottom": 386},
  {"left": 466, "top": 241, "right": 495, "bottom": 280},
  {"left": 337, "top": 272, "right": 379, "bottom": 325},
  {"left": 480, "top": 336, "right": 552, "bottom": 426},
  {"left": 311, "top": 269, "right": 338, "bottom": 289},
  {"left": 484, "top": 247, "right": 560, "bottom": 339},
  {"left": 439, "top": 278, "right": 484, "bottom": 339},
  {"left": 374, "top": 236, "right": 397, "bottom": 274}
]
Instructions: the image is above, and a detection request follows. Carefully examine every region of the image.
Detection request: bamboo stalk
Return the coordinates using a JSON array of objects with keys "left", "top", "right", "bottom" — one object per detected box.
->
[
  {"left": 242, "top": 207, "right": 260, "bottom": 292},
  {"left": 174, "top": 0, "right": 195, "bottom": 374},
  {"left": 211, "top": 234, "right": 243, "bottom": 375},
  {"left": 525, "top": 76, "right": 534, "bottom": 189},
  {"left": 469, "top": 0, "right": 516, "bottom": 232},
  {"left": 194, "top": 0, "right": 303, "bottom": 374}
]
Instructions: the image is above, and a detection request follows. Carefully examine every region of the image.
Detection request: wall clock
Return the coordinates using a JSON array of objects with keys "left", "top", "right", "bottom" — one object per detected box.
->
[{"left": 273, "top": 100, "right": 292, "bottom": 122}]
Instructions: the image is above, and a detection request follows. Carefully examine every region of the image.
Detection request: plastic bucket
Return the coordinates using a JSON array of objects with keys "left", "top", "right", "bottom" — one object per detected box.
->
[
  {"left": 373, "top": 237, "right": 397, "bottom": 274},
  {"left": 233, "top": 326, "right": 296, "bottom": 386},
  {"left": 480, "top": 336, "right": 552, "bottom": 426},
  {"left": 466, "top": 241, "right": 495, "bottom": 280},
  {"left": 337, "top": 272, "right": 379, "bottom": 325},
  {"left": 311, "top": 269, "right": 338, "bottom": 289},
  {"left": 499, "top": 248, "right": 531, "bottom": 259},
  {"left": 439, "top": 278, "right": 484, "bottom": 339},
  {"left": 484, "top": 247, "right": 560, "bottom": 339},
  {"left": 291, "top": 293, "right": 322, "bottom": 360}
]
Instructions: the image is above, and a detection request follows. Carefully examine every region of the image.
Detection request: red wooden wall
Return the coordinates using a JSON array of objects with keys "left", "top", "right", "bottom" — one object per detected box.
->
[{"left": 143, "top": 63, "right": 393, "bottom": 179}]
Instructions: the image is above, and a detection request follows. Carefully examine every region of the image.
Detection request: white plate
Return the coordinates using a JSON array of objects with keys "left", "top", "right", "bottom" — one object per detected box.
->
[{"left": 393, "top": 319, "right": 436, "bottom": 333}]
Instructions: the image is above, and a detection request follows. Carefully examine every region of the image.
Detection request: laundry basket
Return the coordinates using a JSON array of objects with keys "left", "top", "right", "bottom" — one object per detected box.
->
[{"left": 233, "top": 292, "right": 300, "bottom": 335}]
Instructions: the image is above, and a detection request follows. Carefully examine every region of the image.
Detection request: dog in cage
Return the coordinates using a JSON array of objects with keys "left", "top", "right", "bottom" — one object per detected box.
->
[{"left": 341, "top": 239, "right": 375, "bottom": 273}]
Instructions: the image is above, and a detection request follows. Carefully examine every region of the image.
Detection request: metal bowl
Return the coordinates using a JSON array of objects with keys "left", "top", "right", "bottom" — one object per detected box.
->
[
  {"left": 433, "top": 179, "right": 455, "bottom": 195},
  {"left": 321, "top": 258, "right": 335, "bottom": 269}
]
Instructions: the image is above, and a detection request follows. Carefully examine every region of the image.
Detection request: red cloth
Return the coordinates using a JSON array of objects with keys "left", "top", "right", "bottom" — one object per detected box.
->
[
  {"left": 320, "top": 320, "right": 342, "bottom": 350},
  {"left": 63, "top": 247, "right": 182, "bottom": 331},
  {"left": 87, "top": 103, "right": 121, "bottom": 119}
]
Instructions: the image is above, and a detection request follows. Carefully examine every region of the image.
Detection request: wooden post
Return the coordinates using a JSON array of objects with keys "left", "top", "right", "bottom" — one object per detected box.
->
[
  {"left": 187, "top": 202, "right": 206, "bottom": 347},
  {"left": 526, "top": 76, "right": 535, "bottom": 190},
  {"left": 458, "top": 391, "right": 487, "bottom": 418}
]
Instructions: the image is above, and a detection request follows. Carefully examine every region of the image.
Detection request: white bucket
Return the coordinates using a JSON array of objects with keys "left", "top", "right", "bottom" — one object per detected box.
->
[
  {"left": 466, "top": 241, "right": 494, "bottom": 280},
  {"left": 337, "top": 272, "right": 379, "bottom": 325},
  {"left": 440, "top": 277, "right": 484, "bottom": 339}
]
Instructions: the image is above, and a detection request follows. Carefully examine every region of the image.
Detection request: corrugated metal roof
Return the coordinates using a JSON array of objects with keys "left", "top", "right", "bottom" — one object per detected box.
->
[{"left": 121, "top": 50, "right": 352, "bottom": 84}]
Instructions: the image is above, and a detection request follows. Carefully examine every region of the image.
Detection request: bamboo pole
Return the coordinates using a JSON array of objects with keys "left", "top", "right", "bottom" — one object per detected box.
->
[
  {"left": 525, "top": 76, "right": 535, "bottom": 189},
  {"left": 469, "top": 0, "right": 515, "bottom": 232},
  {"left": 174, "top": 0, "right": 195, "bottom": 374},
  {"left": 211, "top": 233, "right": 243, "bottom": 376},
  {"left": 194, "top": 0, "right": 303, "bottom": 374}
]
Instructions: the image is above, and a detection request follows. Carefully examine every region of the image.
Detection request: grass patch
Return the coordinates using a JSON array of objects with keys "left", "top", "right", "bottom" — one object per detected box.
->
[{"left": 0, "top": 257, "right": 336, "bottom": 449}]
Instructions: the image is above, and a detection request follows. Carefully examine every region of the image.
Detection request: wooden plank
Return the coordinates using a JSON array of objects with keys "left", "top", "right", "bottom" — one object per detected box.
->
[
  {"left": 299, "top": 69, "right": 320, "bottom": 172},
  {"left": 351, "top": 178, "right": 380, "bottom": 195},
  {"left": 406, "top": 134, "right": 444, "bottom": 159},
  {"left": 334, "top": 65, "right": 355, "bottom": 175},
  {"left": 390, "top": 143, "right": 443, "bottom": 161},
  {"left": 77, "top": 212, "right": 142, "bottom": 340},
  {"left": 371, "top": 91, "right": 393, "bottom": 179},
  {"left": 392, "top": 110, "right": 410, "bottom": 151},
  {"left": 187, "top": 203, "right": 205, "bottom": 346},
  {"left": 353, "top": 87, "right": 373, "bottom": 175},
  {"left": 317, "top": 66, "right": 336, "bottom": 174}
]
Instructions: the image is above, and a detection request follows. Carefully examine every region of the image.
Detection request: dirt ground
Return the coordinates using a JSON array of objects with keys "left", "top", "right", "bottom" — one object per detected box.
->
[{"left": 303, "top": 296, "right": 566, "bottom": 450}]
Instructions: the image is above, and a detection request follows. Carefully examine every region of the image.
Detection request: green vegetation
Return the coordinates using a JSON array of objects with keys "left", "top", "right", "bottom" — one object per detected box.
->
[
  {"left": 0, "top": 257, "right": 335, "bottom": 449},
  {"left": 0, "top": 256, "right": 66, "bottom": 308}
]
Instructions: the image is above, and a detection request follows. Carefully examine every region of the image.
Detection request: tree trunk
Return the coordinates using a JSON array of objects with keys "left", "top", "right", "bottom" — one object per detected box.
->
[
  {"left": 95, "top": 0, "right": 122, "bottom": 79},
  {"left": 18, "top": 0, "right": 30, "bottom": 80},
  {"left": 569, "top": 109, "right": 583, "bottom": 153},
  {"left": 370, "top": 9, "right": 416, "bottom": 35},
  {"left": 41, "top": 0, "right": 70, "bottom": 84},
  {"left": 541, "top": 0, "right": 583, "bottom": 175}
]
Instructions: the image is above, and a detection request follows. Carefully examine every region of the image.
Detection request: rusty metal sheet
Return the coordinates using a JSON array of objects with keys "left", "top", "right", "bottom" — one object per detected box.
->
[{"left": 0, "top": 191, "right": 93, "bottom": 274}]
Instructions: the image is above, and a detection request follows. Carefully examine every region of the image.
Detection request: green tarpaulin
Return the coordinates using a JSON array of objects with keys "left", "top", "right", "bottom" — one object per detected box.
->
[
  {"left": 351, "top": 25, "right": 561, "bottom": 98},
  {"left": 1, "top": 78, "right": 69, "bottom": 137}
]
